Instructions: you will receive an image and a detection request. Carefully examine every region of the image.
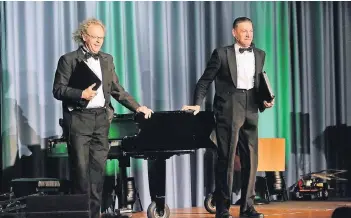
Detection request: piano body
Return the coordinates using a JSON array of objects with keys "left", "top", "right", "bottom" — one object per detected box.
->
[{"left": 47, "top": 111, "right": 216, "bottom": 218}]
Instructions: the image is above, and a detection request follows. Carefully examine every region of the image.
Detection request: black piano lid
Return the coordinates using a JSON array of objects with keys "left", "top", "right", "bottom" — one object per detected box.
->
[{"left": 122, "top": 110, "right": 216, "bottom": 151}]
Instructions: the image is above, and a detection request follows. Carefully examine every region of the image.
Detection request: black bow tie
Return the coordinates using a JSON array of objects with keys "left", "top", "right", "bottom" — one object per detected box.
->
[
  {"left": 81, "top": 46, "right": 100, "bottom": 60},
  {"left": 239, "top": 47, "right": 253, "bottom": 53},
  {"left": 85, "top": 52, "right": 100, "bottom": 60}
]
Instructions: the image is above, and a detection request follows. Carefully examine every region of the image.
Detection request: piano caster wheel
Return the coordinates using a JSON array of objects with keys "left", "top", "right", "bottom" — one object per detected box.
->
[
  {"left": 147, "top": 201, "right": 170, "bottom": 218},
  {"left": 204, "top": 193, "right": 216, "bottom": 214}
]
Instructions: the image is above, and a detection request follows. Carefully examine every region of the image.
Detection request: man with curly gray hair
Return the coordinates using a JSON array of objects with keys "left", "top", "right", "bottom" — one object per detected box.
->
[{"left": 52, "top": 18, "right": 153, "bottom": 218}]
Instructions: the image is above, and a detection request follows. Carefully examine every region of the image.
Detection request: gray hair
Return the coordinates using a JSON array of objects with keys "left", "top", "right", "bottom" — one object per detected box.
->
[{"left": 72, "top": 18, "right": 106, "bottom": 44}]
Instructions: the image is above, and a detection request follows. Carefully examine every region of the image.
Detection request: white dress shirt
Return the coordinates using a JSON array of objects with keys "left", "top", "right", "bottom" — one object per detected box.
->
[
  {"left": 82, "top": 49, "right": 106, "bottom": 108},
  {"left": 234, "top": 43, "right": 255, "bottom": 90}
]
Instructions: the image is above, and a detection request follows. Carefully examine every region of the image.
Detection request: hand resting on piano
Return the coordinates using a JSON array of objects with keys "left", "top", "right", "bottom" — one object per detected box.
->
[
  {"left": 136, "top": 105, "right": 154, "bottom": 119},
  {"left": 181, "top": 105, "right": 201, "bottom": 115}
]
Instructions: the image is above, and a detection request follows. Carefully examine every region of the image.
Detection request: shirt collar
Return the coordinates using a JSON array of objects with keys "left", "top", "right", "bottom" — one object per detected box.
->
[
  {"left": 234, "top": 43, "right": 241, "bottom": 53},
  {"left": 234, "top": 43, "right": 253, "bottom": 54}
]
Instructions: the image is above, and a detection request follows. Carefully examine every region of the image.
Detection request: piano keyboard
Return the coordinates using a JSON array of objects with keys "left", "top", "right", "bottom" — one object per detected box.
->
[
  {"left": 109, "top": 139, "right": 122, "bottom": 147},
  {"left": 47, "top": 138, "right": 122, "bottom": 157}
]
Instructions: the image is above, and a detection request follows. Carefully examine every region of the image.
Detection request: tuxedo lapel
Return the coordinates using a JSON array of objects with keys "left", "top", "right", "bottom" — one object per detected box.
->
[
  {"left": 75, "top": 48, "right": 85, "bottom": 63},
  {"left": 74, "top": 48, "right": 89, "bottom": 107},
  {"left": 99, "top": 54, "right": 110, "bottom": 100},
  {"left": 253, "top": 48, "right": 262, "bottom": 88},
  {"left": 227, "top": 46, "right": 237, "bottom": 87}
]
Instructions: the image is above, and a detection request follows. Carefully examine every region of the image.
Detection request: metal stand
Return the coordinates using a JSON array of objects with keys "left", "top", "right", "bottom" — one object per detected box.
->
[{"left": 112, "top": 150, "right": 194, "bottom": 218}]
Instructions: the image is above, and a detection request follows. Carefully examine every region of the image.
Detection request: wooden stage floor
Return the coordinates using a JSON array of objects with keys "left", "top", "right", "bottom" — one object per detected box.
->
[{"left": 130, "top": 200, "right": 351, "bottom": 217}]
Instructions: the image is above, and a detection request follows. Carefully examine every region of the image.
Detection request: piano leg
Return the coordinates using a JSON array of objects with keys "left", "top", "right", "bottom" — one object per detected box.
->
[
  {"left": 115, "top": 156, "right": 132, "bottom": 214},
  {"left": 147, "top": 159, "right": 167, "bottom": 215}
]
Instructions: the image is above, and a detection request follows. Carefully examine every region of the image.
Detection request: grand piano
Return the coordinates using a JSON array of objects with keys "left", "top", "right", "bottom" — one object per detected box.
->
[{"left": 47, "top": 111, "right": 217, "bottom": 218}]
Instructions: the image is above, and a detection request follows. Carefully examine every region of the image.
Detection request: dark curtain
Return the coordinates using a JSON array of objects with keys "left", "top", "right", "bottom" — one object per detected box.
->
[{"left": 289, "top": 2, "right": 351, "bottom": 195}]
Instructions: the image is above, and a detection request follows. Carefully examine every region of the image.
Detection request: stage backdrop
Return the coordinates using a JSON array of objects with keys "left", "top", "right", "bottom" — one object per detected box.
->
[{"left": 1, "top": 1, "right": 351, "bottom": 209}]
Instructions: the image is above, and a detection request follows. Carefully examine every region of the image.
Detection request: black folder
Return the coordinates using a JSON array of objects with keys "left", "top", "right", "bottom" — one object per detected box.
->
[
  {"left": 68, "top": 61, "right": 102, "bottom": 91},
  {"left": 258, "top": 71, "right": 275, "bottom": 102}
]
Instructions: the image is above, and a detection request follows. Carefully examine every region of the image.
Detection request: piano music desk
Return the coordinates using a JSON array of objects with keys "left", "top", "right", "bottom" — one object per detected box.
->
[{"left": 257, "top": 138, "right": 285, "bottom": 172}]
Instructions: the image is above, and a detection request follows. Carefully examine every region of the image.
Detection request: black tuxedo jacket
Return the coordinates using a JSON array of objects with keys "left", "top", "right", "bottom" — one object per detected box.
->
[
  {"left": 52, "top": 48, "right": 140, "bottom": 120},
  {"left": 193, "top": 44, "right": 266, "bottom": 112}
]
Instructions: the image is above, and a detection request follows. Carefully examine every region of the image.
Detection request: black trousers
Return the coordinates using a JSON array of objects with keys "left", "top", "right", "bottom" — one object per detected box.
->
[
  {"left": 63, "top": 107, "right": 110, "bottom": 218},
  {"left": 214, "top": 88, "right": 259, "bottom": 213}
]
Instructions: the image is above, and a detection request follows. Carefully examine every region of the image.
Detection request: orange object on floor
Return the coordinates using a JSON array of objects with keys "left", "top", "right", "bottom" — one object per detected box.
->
[{"left": 257, "top": 138, "right": 286, "bottom": 172}]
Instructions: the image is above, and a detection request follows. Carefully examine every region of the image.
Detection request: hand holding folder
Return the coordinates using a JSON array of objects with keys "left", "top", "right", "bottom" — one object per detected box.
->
[
  {"left": 68, "top": 61, "right": 102, "bottom": 91},
  {"left": 258, "top": 71, "right": 275, "bottom": 102},
  {"left": 258, "top": 71, "right": 275, "bottom": 112}
]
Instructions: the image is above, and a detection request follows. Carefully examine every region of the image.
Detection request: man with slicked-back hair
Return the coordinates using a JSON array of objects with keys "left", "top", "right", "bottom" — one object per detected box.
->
[{"left": 183, "top": 17, "right": 274, "bottom": 218}]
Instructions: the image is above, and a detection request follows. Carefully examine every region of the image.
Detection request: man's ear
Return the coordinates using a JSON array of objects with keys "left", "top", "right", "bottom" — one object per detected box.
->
[{"left": 232, "top": 29, "right": 236, "bottom": 39}]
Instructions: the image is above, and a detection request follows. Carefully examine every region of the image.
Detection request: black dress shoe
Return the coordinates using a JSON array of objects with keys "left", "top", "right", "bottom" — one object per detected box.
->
[
  {"left": 216, "top": 210, "right": 234, "bottom": 218},
  {"left": 240, "top": 206, "right": 264, "bottom": 218}
]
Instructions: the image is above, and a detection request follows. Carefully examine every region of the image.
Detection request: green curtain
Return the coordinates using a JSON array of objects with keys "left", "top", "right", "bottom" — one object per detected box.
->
[{"left": 250, "top": 2, "right": 292, "bottom": 159}]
